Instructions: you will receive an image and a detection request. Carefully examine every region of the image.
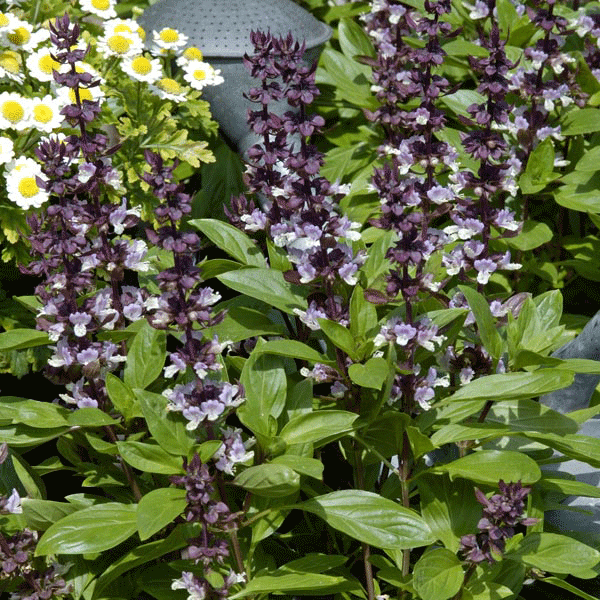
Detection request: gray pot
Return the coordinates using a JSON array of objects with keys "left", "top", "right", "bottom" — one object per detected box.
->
[{"left": 137, "top": 0, "right": 332, "bottom": 154}]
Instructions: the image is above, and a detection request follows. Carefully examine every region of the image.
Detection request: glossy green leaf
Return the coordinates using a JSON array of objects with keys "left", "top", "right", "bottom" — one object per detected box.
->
[
  {"left": 106, "top": 373, "right": 142, "bottom": 421},
  {"left": 234, "top": 463, "right": 300, "bottom": 498},
  {"left": 0, "top": 397, "right": 69, "bottom": 428},
  {"left": 189, "top": 218, "right": 266, "bottom": 267},
  {"left": 0, "top": 329, "right": 49, "bottom": 351},
  {"left": 508, "top": 533, "right": 600, "bottom": 575},
  {"left": 350, "top": 284, "right": 378, "bottom": 340},
  {"left": 538, "top": 476, "right": 600, "bottom": 499},
  {"left": 253, "top": 338, "right": 334, "bottom": 366},
  {"left": 458, "top": 286, "right": 503, "bottom": 360},
  {"left": 561, "top": 107, "right": 600, "bottom": 135},
  {"left": 66, "top": 407, "right": 118, "bottom": 427},
  {"left": 542, "top": 576, "right": 600, "bottom": 600},
  {"left": 300, "top": 490, "right": 435, "bottom": 549},
  {"left": 123, "top": 321, "right": 166, "bottom": 390},
  {"left": 134, "top": 389, "right": 195, "bottom": 456},
  {"left": 348, "top": 357, "right": 389, "bottom": 390},
  {"left": 339, "top": 16, "right": 375, "bottom": 58},
  {"left": 279, "top": 410, "right": 358, "bottom": 447},
  {"left": 418, "top": 474, "right": 480, "bottom": 552},
  {"left": 36, "top": 502, "right": 137, "bottom": 555},
  {"left": 137, "top": 488, "right": 187, "bottom": 541},
  {"left": 505, "top": 220, "right": 553, "bottom": 251},
  {"left": 117, "top": 441, "right": 184, "bottom": 475},
  {"left": 431, "top": 422, "right": 509, "bottom": 447},
  {"left": 432, "top": 450, "right": 541, "bottom": 485},
  {"left": 0, "top": 424, "right": 69, "bottom": 447},
  {"left": 207, "top": 305, "right": 286, "bottom": 343},
  {"left": 485, "top": 399, "right": 578, "bottom": 434},
  {"left": 446, "top": 370, "right": 573, "bottom": 402},
  {"left": 413, "top": 548, "right": 464, "bottom": 600},
  {"left": 524, "top": 432, "right": 600, "bottom": 467},
  {"left": 575, "top": 146, "right": 600, "bottom": 172},
  {"left": 318, "top": 318, "right": 358, "bottom": 360},
  {"left": 21, "top": 499, "right": 78, "bottom": 531},
  {"left": 217, "top": 268, "right": 307, "bottom": 314},
  {"left": 270, "top": 455, "right": 324, "bottom": 480},
  {"left": 520, "top": 138, "right": 555, "bottom": 193},
  {"left": 238, "top": 342, "right": 287, "bottom": 439}
]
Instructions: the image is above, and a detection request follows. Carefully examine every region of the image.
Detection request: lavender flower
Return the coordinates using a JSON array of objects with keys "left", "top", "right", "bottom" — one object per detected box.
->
[{"left": 460, "top": 480, "right": 537, "bottom": 564}]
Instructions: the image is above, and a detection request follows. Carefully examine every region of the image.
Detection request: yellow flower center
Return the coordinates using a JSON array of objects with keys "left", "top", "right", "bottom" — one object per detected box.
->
[
  {"left": 38, "top": 54, "right": 60, "bottom": 74},
  {"left": 193, "top": 69, "right": 206, "bottom": 81},
  {"left": 18, "top": 177, "right": 40, "bottom": 198},
  {"left": 131, "top": 56, "right": 151, "bottom": 75},
  {"left": 2, "top": 101, "right": 24, "bottom": 123},
  {"left": 157, "top": 78, "right": 181, "bottom": 94},
  {"left": 107, "top": 34, "right": 132, "bottom": 55},
  {"left": 183, "top": 47, "right": 203, "bottom": 60},
  {"left": 114, "top": 24, "right": 133, "bottom": 34},
  {"left": 68, "top": 88, "right": 94, "bottom": 103},
  {"left": 0, "top": 13, "right": 9, "bottom": 27},
  {"left": 7, "top": 27, "right": 31, "bottom": 47},
  {"left": 92, "top": 0, "right": 111, "bottom": 10},
  {"left": 159, "top": 28, "right": 179, "bottom": 43},
  {"left": 33, "top": 104, "right": 53, "bottom": 123},
  {"left": 137, "top": 26, "right": 146, "bottom": 41},
  {"left": 0, "top": 53, "right": 20, "bottom": 74}
]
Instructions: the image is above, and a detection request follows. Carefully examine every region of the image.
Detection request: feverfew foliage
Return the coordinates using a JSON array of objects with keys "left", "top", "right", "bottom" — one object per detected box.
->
[{"left": 2, "top": 1, "right": 600, "bottom": 600}]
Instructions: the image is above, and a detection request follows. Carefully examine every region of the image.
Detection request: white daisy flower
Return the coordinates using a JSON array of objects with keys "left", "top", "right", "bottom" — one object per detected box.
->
[
  {"left": 176, "top": 46, "right": 204, "bottom": 67},
  {"left": 152, "top": 27, "right": 188, "bottom": 55},
  {"left": 183, "top": 60, "right": 224, "bottom": 90},
  {"left": 97, "top": 30, "right": 143, "bottom": 59},
  {"left": 5, "top": 157, "right": 48, "bottom": 209},
  {"left": 0, "top": 92, "right": 30, "bottom": 130},
  {"left": 2, "top": 19, "right": 49, "bottom": 52},
  {"left": 30, "top": 95, "right": 64, "bottom": 133},
  {"left": 121, "top": 54, "right": 162, "bottom": 83},
  {"left": 79, "top": 0, "right": 118, "bottom": 19},
  {"left": 0, "top": 136, "right": 14, "bottom": 164},
  {"left": 26, "top": 46, "right": 62, "bottom": 82},
  {"left": 57, "top": 83, "right": 105, "bottom": 107},
  {"left": 104, "top": 18, "right": 145, "bottom": 42},
  {"left": 148, "top": 77, "right": 187, "bottom": 102},
  {"left": 0, "top": 12, "right": 19, "bottom": 32},
  {"left": 0, "top": 50, "right": 23, "bottom": 83}
]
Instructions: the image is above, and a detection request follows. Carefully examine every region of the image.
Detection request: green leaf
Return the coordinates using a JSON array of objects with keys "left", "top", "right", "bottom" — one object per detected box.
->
[
  {"left": 207, "top": 305, "right": 286, "bottom": 343},
  {"left": 94, "top": 524, "right": 193, "bottom": 598},
  {"left": 123, "top": 321, "right": 166, "bottom": 390},
  {"left": 433, "top": 450, "right": 541, "bottom": 485},
  {"left": 238, "top": 342, "right": 287, "bottom": 439},
  {"left": 350, "top": 284, "right": 378, "bottom": 339},
  {"left": 0, "top": 329, "right": 49, "bottom": 351},
  {"left": 229, "top": 572, "right": 353, "bottom": 599},
  {"left": 520, "top": 138, "right": 556, "bottom": 194},
  {"left": 561, "top": 108, "right": 600, "bottom": 135},
  {"left": 542, "top": 576, "right": 600, "bottom": 600},
  {"left": 440, "top": 90, "right": 486, "bottom": 118},
  {"left": 347, "top": 356, "right": 388, "bottom": 390},
  {"left": 234, "top": 463, "right": 300, "bottom": 498},
  {"left": 538, "top": 475, "right": 600, "bottom": 499},
  {"left": 106, "top": 373, "right": 142, "bottom": 421},
  {"left": 270, "top": 455, "right": 324, "bottom": 480},
  {"left": 338, "top": 16, "right": 375, "bottom": 58},
  {"left": 508, "top": 533, "right": 600, "bottom": 575},
  {"left": 318, "top": 318, "right": 358, "bottom": 360},
  {"left": 190, "top": 218, "right": 266, "bottom": 267},
  {"left": 279, "top": 410, "right": 358, "bottom": 447},
  {"left": 21, "top": 499, "right": 78, "bottom": 531},
  {"left": 554, "top": 186, "right": 600, "bottom": 213},
  {"left": 117, "top": 441, "right": 185, "bottom": 475},
  {"left": 431, "top": 422, "right": 510, "bottom": 447},
  {"left": 458, "top": 286, "right": 503, "bottom": 360},
  {"left": 217, "top": 268, "right": 307, "bottom": 314},
  {"left": 524, "top": 432, "right": 600, "bottom": 467},
  {"left": 36, "top": 502, "right": 137, "bottom": 555},
  {"left": 574, "top": 146, "right": 600, "bottom": 172},
  {"left": 413, "top": 548, "right": 464, "bottom": 600},
  {"left": 66, "top": 407, "right": 118, "bottom": 427},
  {"left": 253, "top": 338, "right": 334, "bottom": 366},
  {"left": 299, "top": 490, "right": 435, "bottom": 549},
  {"left": 418, "top": 474, "right": 480, "bottom": 552},
  {"left": 485, "top": 399, "right": 579, "bottom": 435},
  {"left": 443, "top": 39, "right": 489, "bottom": 57},
  {"left": 0, "top": 397, "right": 69, "bottom": 428},
  {"left": 137, "top": 488, "right": 187, "bottom": 541},
  {"left": 134, "top": 389, "right": 195, "bottom": 456},
  {"left": 505, "top": 220, "right": 553, "bottom": 251},
  {"left": 446, "top": 370, "right": 573, "bottom": 402}
]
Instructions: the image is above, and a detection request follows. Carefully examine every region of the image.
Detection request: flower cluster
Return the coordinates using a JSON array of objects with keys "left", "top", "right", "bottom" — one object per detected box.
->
[
  {"left": 227, "top": 30, "right": 365, "bottom": 328},
  {"left": 170, "top": 454, "right": 244, "bottom": 599},
  {"left": 0, "top": 528, "right": 71, "bottom": 600},
  {"left": 19, "top": 14, "right": 150, "bottom": 409},
  {"left": 460, "top": 480, "right": 537, "bottom": 564}
]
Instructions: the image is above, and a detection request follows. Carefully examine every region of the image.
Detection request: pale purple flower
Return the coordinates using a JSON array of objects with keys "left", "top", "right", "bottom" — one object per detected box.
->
[
  {"left": 474, "top": 258, "right": 497, "bottom": 285},
  {"left": 69, "top": 311, "right": 92, "bottom": 337}
]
